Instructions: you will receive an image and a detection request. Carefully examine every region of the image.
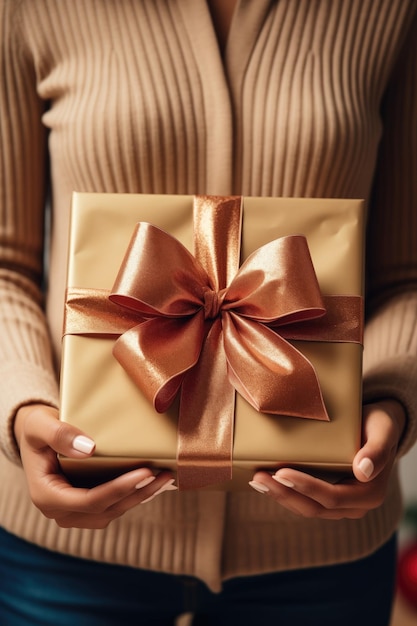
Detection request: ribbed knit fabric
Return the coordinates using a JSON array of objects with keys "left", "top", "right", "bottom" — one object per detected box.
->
[{"left": 1, "top": 0, "right": 417, "bottom": 592}]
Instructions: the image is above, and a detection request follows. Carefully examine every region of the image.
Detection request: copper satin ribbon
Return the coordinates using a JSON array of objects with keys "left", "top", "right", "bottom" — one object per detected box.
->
[{"left": 64, "top": 196, "right": 364, "bottom": 490}]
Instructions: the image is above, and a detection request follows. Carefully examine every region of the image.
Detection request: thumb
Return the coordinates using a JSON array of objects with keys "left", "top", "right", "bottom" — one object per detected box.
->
[
  {"left": 17, "top": 404, "right": 96, "bottom": 459},
  {"left": 353, "top": 401, "right": 403, "bottom": 483}
]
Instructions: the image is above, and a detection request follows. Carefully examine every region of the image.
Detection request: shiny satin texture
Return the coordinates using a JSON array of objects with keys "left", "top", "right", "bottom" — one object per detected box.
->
[{"left": 60, "top": 193, "right": 365, "bottom": 490}]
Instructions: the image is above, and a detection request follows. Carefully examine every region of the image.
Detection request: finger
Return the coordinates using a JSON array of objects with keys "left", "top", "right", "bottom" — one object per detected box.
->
[
  {"left": 49, "top": 471, "right": 177, "bottom": 528},
  {"left": 86, "top": 469, "right": 175, "bottom": 510},
  {"left": 353, "top": 404, "right": 399, "bottom": 483},
  {"left": 250, "top": 471, "right": 364, "bottom": 519},
  {"left": 251, "top": 469, "right": 385, "bottom": 517},
  {"left": 52, "top": 468, "right": 177, "bottom": 515},
  {"left": 106, "top": 472, "right": 178, "bottom": 516},
  {"left": 33, "top": 467, "right": 158, "bottom": 517}
]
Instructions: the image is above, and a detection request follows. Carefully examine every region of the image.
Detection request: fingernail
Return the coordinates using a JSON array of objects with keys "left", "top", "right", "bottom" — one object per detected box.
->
[
  {"left": 141, "top": 479, "right": 178, "bottom": 504},
  {"left": 72, "top": 435, "right": 95, "bottom": 454},
  {"left": 135, "top": 476, "right": 156, "bottom": 490},
  {"left": 272, "top": 474, "right": 295, "bottom": 489},
  {"left": 249, "top": 480, "right": 269, "bottom": 494},
  {"left": 358, "top": 457, "right": 374, "bottom": 479}
]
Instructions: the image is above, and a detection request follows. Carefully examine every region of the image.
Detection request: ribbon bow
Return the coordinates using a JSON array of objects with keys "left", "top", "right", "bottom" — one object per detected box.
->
[{"left": 109, "top": 196, "right": 331, "bottom": 489}]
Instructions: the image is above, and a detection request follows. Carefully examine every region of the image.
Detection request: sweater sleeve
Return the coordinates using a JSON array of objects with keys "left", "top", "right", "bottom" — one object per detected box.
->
[
  {"left": 363, "top": 11, "right": 417, "bottom": 457},
  {"left": 0, "top": 1, "right": 59, "bottom": 464}
]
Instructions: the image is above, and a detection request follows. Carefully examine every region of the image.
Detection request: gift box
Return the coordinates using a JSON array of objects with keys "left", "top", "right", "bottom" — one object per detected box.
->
[{"left": 59, "top": 193, "right": 365, "bottom": 490}]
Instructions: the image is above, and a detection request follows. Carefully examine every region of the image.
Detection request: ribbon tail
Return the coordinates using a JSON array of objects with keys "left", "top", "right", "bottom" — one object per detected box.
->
[
  {"left": 177, "top": 319, "right": 235, "bottom": 490},
  {"left": 223, "top": 313, "right": 329, "bottom": 421}
]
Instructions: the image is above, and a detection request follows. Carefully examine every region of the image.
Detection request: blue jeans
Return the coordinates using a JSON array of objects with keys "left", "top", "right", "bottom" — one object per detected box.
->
[{"left": 0, "top": 526, "right": 397, "bottom": 625}]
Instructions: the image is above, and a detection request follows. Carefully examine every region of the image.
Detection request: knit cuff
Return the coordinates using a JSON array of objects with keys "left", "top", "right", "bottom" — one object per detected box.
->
[{"left": 0, "top": 362, "right": 59, "bottom": 465}]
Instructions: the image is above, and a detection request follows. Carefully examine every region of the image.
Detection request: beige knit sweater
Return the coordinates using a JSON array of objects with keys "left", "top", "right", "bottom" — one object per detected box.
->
[{"left": 1, "top": 0, "right": 417, "bottom": 592}]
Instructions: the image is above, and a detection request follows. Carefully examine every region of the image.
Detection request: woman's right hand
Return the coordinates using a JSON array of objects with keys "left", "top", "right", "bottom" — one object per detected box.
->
[{"left": 14, "top": 404, "right": 177, "bottom": 529}]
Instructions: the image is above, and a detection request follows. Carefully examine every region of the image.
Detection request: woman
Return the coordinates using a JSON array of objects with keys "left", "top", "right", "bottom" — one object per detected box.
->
[{"left": 0, "top": 1, "right": 416, "bottom": 624}]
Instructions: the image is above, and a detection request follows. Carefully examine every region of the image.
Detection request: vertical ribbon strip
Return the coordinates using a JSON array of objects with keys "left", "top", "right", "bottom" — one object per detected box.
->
[{"left": 176, "top": 196, "right": 243, "bottom": 488}]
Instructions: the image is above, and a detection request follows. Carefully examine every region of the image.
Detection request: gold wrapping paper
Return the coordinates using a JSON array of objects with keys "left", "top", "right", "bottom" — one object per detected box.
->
[{"left": 59, "top": 193, "right": 365, "bottom": 490}]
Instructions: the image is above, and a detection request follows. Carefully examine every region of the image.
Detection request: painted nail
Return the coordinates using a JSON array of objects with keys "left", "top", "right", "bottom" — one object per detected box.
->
[
  {"left": 358, "top": 457, "right": 374, "bottom": 479},
  {"left": 72, "top": 435, "right": 95, "bottom": 454},
  {"left": 141, "top": 479, "right": 178, "bottom": 504},
  {"left": 272, "top": 474, "right": 295, "bottom": 489},
  {"left": 249, "top": 480, "right": 269, "bottom": 494},
  {"left": 135, "top": 476, "right": 156, "bottom": 490}
]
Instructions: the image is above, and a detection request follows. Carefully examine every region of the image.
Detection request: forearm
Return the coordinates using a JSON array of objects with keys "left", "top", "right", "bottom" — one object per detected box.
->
[{"left": 0, "top": 0, "right": 58, "bottom": 463}]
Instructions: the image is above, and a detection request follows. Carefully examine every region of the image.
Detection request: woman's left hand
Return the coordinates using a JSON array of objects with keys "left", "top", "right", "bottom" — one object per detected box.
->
[{"left": 250, "top": 400, "right": 406, "bottom": 519}]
